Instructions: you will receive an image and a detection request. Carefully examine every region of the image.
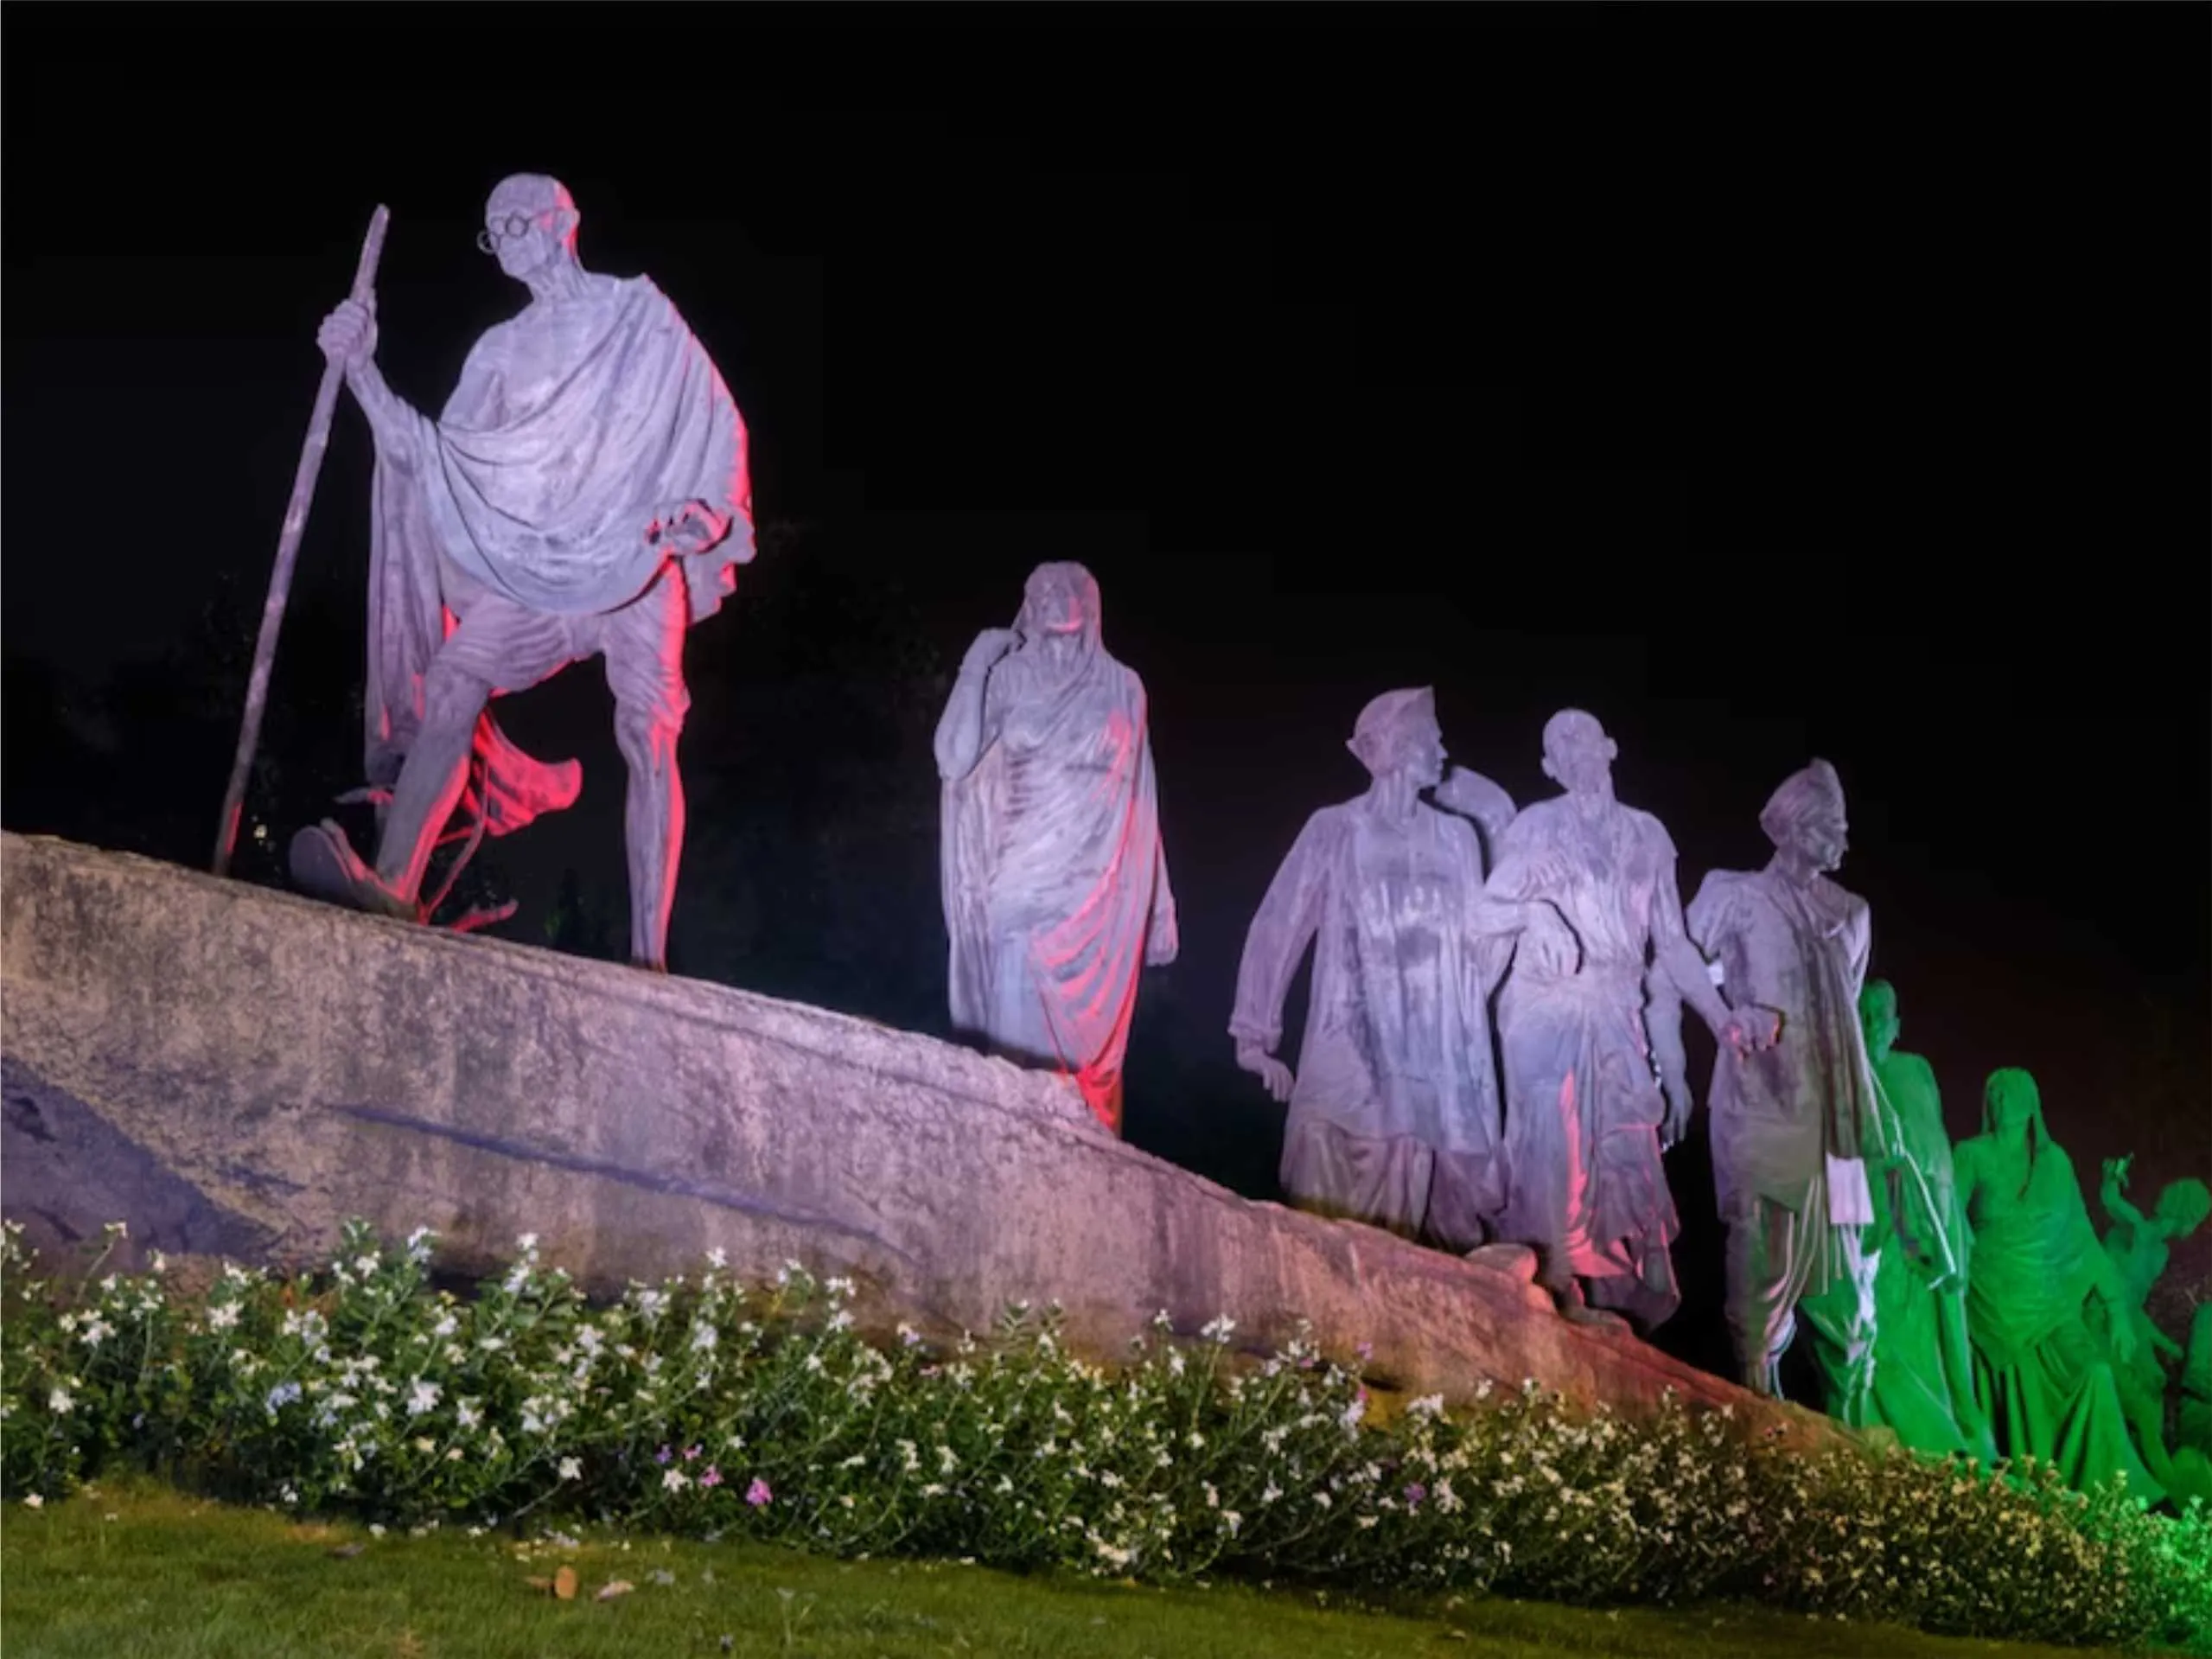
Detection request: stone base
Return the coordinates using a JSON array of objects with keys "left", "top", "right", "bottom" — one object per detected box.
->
[{"left": 0, "top": 832, "right": 1840, "bottom": 1449}]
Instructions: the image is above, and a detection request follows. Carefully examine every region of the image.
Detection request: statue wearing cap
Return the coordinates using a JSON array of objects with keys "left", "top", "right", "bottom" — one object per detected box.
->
[
  {"left": 1229, "top": 688, "right": 1578, "bottom": 1247},
  {"left": 1686, "top": 759, "right": 1883, "bottom": 1413}
]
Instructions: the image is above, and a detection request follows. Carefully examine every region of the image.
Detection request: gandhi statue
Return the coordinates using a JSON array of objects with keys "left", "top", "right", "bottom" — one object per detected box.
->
[{"left": 290, "top": 175, "right": 754, "bottom": 969}]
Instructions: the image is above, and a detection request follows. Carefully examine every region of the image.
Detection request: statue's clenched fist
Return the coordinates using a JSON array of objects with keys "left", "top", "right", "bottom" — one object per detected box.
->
[{"left": 317, "top": 297, "right": 378, "bottom": 369}]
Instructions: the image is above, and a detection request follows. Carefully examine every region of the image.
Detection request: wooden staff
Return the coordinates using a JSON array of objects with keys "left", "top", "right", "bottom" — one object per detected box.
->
[{"left": 212, "top": 204, "right": 391, "bottom": 877}]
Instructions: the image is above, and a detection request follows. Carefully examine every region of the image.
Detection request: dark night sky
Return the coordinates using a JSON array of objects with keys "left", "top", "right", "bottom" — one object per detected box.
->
[{"left": 5, "top": 5, "right": 2207, "bottom": 1367}]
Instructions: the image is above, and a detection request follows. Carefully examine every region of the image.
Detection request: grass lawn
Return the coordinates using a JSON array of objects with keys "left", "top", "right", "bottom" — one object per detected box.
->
[{"left": 1, "top": 1480, "right": 2129, "bottom": 1659}]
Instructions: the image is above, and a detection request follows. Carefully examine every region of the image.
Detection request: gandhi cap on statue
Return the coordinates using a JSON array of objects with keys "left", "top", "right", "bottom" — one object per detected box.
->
[
  {"left": 1348, "top": 686, "right": 1437, "bottom": 775},
  {"left": 1758, "top": 758, "right": 1845, "bottom": 847}
]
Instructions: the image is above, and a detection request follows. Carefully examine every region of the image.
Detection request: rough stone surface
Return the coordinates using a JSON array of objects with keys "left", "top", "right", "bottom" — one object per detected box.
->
[{"left": 1, "top": 832, "right": 1838, "bottom": 1445}]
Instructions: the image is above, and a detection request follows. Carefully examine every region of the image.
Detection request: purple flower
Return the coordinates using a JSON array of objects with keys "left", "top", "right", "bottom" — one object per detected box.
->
[
  {"left": 684, "top": 1444, "right": 702, "bottom": 1462},
  {"left": 1355, "top": 1341, "right": 1374, "bottom": 1362},
  {"left": 1405, "top": 1483, "right": 1427, "bottom": 1507},
  {"left": 745, "top": 1477, "right": 772, "bottom": 1509},
  {"left": 655, "top": 1445, "right": 673, "bottom": 1465},
  {"left": 700, "top": 1465, "right": 724, "bottom": 1489}
]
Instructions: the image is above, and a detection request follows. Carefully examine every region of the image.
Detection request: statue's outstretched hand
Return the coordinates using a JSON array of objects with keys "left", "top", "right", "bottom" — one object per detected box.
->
[
  {"left": 1660, "top": 1080, "right": 1692, "bottom": 1151},
  {"left": 1724, "top": 1007, "right": 1782, "bottom": 1056},
  {"left": 2103, "top": 1154, "right": 2134, "bottom": 1193},
  {"left": 1145, "top": 907, "right": 1180, "bottom": 967},
  {"left": 647, "top": 500, "right": 730, "bottom": 557},
  {"left": 316, "top": 297, "right": 378, "bottom": 369},
  {"left": 1235, "top": 1041, "right": 1295, "bottom": 1105}
]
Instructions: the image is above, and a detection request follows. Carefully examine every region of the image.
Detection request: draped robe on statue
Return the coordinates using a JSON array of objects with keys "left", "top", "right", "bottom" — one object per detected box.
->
[
  {"left": 1229, "top": 798, "right": 1512, "bottom": 1247},
  {"left": 1956, "top": 1074, "right": 2163, "bottom": 1505},
  {"left": 362, "top": 272, "right": 753, "bottom": 836},
  {"left": 939, "top": 602, "right": 1175, "bottom": 1134},
  {"left": 1865, "top": 1045, "right": 1998, "bottom": 1461},
  {"left": 1686, "top": 865, "right": 1880, "bottom": 1418},
  {"left": 1488, "top": 799, "right": 1685, "bottom": 1325}
]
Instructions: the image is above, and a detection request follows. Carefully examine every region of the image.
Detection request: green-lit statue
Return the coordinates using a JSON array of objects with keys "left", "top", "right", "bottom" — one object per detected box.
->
[
  {"left": 1954, "top": 1069, "right": 2162, "bottom": 1504},
  {"left": 2177, "top": 1309, "right": 2212, "bottom": 1503},
  {"left": 1857, "top": 981, "right": 1998, "bottom": 1462},
  {"left": 2097, "top": 1156, "right": 2212, "bottom": 1504}
]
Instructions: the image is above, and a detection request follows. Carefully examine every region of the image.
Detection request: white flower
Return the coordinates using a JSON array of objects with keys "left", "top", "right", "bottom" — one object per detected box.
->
[
  {"left": 369, "top": 1523, "right": 386, "bottom": 1539},
  {"left": 80, "top": 1318, "right": 114, "bottom": 1350},
  {"left": 826, "top": 1276, "right": 854, "bottom": 1297},
  {"left": 23, "top": 1494, "right": 44, "bottom": 1509},
  {"left": 1202, "top": 1314, "right": 1236, "bottom": 1343},
  {"left": 415, "top": 1437, "right": 437, "bottom": 1454},
  {"left": 431, "top": 1313, "right": 458, "bottom": 1339},
  {"left": 662, "top": 1468, "right": 690, "bottom": 1493},
  {"left": 456, "top": 1401, "right": 481, "bottom": 1430},
  {"left": 558, "top": 1458, "right": 582, "bottom": 1482},
  {"left": 896, "top": 1323, "right": 921, "bottom": 1348},
  {"left": 1314, "top": 1492, "right": 1332, "bottom": 1509},
  {"left": 353, "top": 1254, "right": 379, "bottom": 1278},
  {"left": 826, "top": 1310, "right": 854, "bottom": 1333},
  {"left": 48, "top": 1388, "right": 74, "bottom": 1415},
  {"left": 706, "top": 1247, "right": 728, "bottom": 1270},
  {"left": 446, "top": 1447, "right": 463, "bottom": 1462},
  {"left": 692, "top": 1324, "right": 718, "bottom": 1354},
  {"left": 1341, "top": 1393, "right": 1367, "bottom": 1430},
  {"left": 407, "top": 1380, "right": 442, "bottom": 1418},
  {"left": 1168, "top": 1350, "right": 1187, "bottom": 1377},
  {"left": 517, "top": 1233, "right": 539, "bottom": 1253},
  {"left": 149, "top": 1251, "right": 169, "bottom": 1274},
  {"left": 1408, "top": 1394, "right": 1445, "bottom": 1419},
  {"left": 207, "top": 1303, "right": 241, "bottom": 1332},
  {"left": 1261, "top": 1481, "right": 1282, "bottom": 1505}
]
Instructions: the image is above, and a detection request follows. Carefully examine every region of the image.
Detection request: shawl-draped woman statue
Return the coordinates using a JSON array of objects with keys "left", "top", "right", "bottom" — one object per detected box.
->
[
  {"left": 934, "top": 563, "right": 1176, "bottom": 1133},
  {"left": 1954, "top": 1068, "right": 2162, "bottom": 1505}
]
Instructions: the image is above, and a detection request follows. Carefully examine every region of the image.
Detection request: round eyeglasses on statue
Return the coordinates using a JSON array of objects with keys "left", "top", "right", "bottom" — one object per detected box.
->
[{"left": 477, "top": 210, "right": 564, "bottom": 254}]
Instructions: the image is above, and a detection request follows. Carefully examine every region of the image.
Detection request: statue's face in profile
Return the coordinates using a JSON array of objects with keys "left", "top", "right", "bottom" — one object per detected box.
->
[
  {"left": 1404, "top": 713, "right": 1447, "bottom": 790},
  {"left": 1793, "top": 804, "right": 1849, "bottom": 874},
  {"left": 1861, "top": 985, "right": 1900, "bottom": 1056}
]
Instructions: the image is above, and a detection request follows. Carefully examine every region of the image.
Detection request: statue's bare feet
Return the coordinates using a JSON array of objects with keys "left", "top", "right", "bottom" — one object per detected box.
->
[{"left": 287, "top": 821, "right": 419, "bottom": 922}]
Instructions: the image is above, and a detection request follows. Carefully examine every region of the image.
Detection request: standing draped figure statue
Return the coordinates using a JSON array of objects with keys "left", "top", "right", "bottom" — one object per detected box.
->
[
  {"left": 934, "top": 563, "right": 1177, "bottom": 1134},
  {"left": 1686, "top": 760, "right": 1882, "bottom": 1417},
  {"left": 1228, "top": 688, "right": 1578, "bottom": 1248},
  {"left": 1954, "top": 1068, "right": 2163, "bottom": 1505},
  {"left": 1858, "top": 979, "right": 1998, "bottom": 1462}
]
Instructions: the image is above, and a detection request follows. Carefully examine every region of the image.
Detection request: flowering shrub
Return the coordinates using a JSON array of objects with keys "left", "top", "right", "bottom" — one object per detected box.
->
[{"left": 3, "top": 1219, "right": 2205, "bottom": 1651}]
